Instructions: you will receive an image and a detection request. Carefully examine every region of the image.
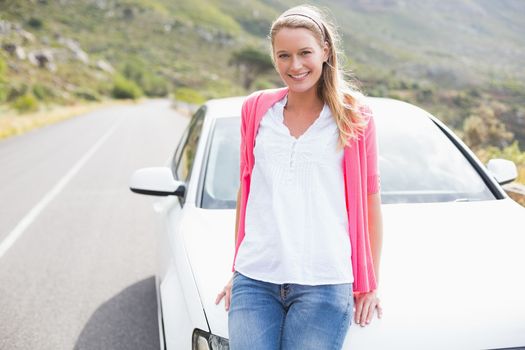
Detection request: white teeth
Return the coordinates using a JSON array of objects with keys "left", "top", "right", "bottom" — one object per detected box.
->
[{"left": 290, "top": 72, "right": 309, "bottom": 79}]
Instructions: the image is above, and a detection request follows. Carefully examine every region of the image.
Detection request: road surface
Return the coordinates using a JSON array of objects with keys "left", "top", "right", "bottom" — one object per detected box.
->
[{"left": 0, "top": 99, "right": 189, "bottom": 350}]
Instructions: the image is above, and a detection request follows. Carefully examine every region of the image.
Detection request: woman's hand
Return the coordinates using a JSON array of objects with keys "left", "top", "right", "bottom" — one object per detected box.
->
[
  {"left": 215, "top": 274, "right": 234, "bottom": 311},
  {"left": 354, "top": 290, "right": 382, "bottom": 327}
]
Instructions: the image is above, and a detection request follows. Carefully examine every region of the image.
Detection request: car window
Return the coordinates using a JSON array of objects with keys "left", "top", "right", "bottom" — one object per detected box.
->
[
  {"left": 374, "top": 105, "right": 495, "bottom": 204},
  {"left": 171, "top": 124, "right": 190, "bottom": 176},
  {"left": 201, "top": 117, "right": 240, "bottom": 209},
  {"left": 174, "top": 108, "right": 205, "bottom": 182}
]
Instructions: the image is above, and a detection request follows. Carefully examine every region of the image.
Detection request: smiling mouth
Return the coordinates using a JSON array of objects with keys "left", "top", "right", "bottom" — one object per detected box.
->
[{"left": 288, "top": 72, "right": 310, "bottom": 80}]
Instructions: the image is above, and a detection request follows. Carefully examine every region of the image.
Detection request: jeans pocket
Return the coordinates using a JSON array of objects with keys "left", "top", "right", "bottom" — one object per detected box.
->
[{"left": 232, "top": 271, "right": 243, "bottom": 289}]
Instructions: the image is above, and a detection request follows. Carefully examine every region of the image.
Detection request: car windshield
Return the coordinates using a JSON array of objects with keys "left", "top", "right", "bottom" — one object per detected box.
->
[
  {"left": 200, "top": 109, "right": 495, "bottom": 209},
  {"left": 373, "top": 103, "right": 495, "bottom": 204}
]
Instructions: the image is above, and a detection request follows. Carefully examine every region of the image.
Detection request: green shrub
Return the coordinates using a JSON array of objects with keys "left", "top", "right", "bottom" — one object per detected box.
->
[
  {"left": 112, "top": 76, "right": 142, "bottom": 99},
  {"left": 143, "top": 75, "right": 169, "bottom": 97},
  {"left": 0, "top": 56, "right": 6, "bottom": 78},
  {"left": 7, "top": 84, "right": 29, "bottom": 102},
  {"left": 32, "top": 84, "right": 55, "bottom": 101},
  {"left": 74, "top": 88, "right": 101, "bottom": 101},
  {"left": 452, "top": 91, "right": 475, "bottom": 109},
  {"left": 122, "top": 59, "right": 146, "bottom": 84},
  {"left": 229, "top": 47, "right": 274, "bottom": 89},
  {"left": 121, "top": 59, "right": 168, "bottom": 97},
  {"left": 0, "top": 57, "right": 7, "bottom": 102},
  {"left": 0, "top": 83, "right": 7, "bottom": 103},
  {"left": 27, "top": 17, "right": 43, "bottom": 29},
  {"left": 12, "top": 93, "right": 39, "bottom": 113},
  {"left": 174, "top": 87, "right": 205, "bottom": 105},
  {"left": 0, "top": 82, "right": 6, "bottom": 104},
  {"left": 416, "top": 87, "right": 435, "bottom": 103}
]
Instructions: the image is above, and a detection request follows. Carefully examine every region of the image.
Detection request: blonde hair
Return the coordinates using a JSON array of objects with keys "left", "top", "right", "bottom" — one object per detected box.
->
[{"left": 269, "top": 5, "right": 367, "bottom": 147}]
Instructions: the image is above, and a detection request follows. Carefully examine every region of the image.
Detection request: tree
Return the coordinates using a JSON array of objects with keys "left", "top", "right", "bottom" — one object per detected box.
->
[
  {"left": 462, "top": 103, "right": 513, "bottom": 150},
  {"left": 122, "top": 59, "right": 168, "bottom": 97},
  {"left": 229, "top": 47, "right": 274, "bottom": 90}
]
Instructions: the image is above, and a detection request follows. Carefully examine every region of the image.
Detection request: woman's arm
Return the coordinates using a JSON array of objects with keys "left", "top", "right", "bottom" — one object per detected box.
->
[
  {"left": 215, "top": 186, "right": 241, "bottom": 311},
  {"left": 354, "top": 192, "right": 384, "bottom": 327},
  {"left": 368, "top": 192, "right": 383, "bottom": 286},
  {"left": 235, "top": 187, "right": 241, "bottom": 245},
  {"left": 217, "top": 95, "right": 250, "bottom": 311}
]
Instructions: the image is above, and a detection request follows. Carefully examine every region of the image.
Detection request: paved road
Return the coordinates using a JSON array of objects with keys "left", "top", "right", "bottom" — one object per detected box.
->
[{"left": 0, "top": 99, "right": 189, "bottom": 350}]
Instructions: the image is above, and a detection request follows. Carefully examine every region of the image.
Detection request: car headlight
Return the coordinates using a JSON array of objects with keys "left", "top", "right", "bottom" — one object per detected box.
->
[{"left": 192, "top": 329, "right": 229, "bottom": 350}]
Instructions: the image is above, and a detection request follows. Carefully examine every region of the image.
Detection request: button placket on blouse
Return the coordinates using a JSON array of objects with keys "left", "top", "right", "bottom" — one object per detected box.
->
[
  {"left": 286, "top": 139, "right": 297, "bottom": 184},
  {"left": 289, "top": 140, "right": 297, "bottom": 167}
]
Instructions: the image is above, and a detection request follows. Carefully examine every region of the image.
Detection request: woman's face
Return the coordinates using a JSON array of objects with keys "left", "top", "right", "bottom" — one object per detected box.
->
[{"left": 273, "top": 27, "right": 328, "bottom": 95}]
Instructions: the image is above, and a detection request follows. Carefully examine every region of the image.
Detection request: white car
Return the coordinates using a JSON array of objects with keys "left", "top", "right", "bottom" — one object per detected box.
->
[{"left": 129, "top": 96, "right": 525, "bottom": 350}]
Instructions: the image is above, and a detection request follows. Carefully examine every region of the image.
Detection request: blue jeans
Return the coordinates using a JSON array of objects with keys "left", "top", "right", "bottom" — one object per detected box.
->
[{"left": 228, "top": 271, "right": 354, "bottom": 350}]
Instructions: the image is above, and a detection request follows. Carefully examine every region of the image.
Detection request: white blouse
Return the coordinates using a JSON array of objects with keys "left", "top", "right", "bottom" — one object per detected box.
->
[{"left": 234, "top": 96, "right": 353, "bottom": 285}]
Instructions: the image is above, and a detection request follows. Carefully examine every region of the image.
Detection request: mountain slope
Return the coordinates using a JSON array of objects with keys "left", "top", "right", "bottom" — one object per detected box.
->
[
  {"left": 0, "top": 0, "right": 523, "bottom": 134},
  {"left": 2, "top": 0, "right": 524, "bottom": 93}
]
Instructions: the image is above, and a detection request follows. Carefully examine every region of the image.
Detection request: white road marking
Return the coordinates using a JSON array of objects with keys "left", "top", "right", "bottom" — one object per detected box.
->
[{"left": 0, "top": 119, "right": 122, "bottom": 259}]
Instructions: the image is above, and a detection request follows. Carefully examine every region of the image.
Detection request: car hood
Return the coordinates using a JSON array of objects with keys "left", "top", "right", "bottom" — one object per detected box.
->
[{"left": 181, "top": 199, "right": 525, "bottom": 348}]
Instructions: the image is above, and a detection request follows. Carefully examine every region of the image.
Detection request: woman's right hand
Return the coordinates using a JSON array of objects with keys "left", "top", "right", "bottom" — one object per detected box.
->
[{"left": 215, "top": 273, "right": 235, "bottom": 311}]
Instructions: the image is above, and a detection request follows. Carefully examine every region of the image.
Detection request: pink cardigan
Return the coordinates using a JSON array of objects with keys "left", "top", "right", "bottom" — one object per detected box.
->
[{"left": 232, "top": 87, "right": 380, "bottom": 293}]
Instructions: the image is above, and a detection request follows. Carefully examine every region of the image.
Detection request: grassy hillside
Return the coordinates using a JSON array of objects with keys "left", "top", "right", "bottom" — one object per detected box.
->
[
  {"left": 330, "top": 0, "right": 525, "bottom": 85},
  {"left": 1, "top": 0, "right": 524, "bottom": 94}
]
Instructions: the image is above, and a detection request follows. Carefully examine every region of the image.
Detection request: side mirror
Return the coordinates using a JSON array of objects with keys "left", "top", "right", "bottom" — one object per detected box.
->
[
  {"left": 486, "top": 159, "right": 518, "bottom": 185},
  {"left": 129, "top": 167, "right": 186, "bottom": 197}
]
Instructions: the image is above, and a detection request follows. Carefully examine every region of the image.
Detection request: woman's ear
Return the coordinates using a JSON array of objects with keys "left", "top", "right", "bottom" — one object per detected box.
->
[{"left": 323, "top": 41, "right": 330, "bottom": 62}]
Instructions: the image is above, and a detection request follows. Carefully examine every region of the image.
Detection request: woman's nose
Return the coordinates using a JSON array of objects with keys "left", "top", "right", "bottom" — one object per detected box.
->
[{"left": 290, "top": 56, "right": 302, "bottom": 71}]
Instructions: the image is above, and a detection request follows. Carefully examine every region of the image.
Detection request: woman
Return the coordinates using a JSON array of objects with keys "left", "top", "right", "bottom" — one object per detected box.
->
[{"left": 215, "top": 4, "right": 383, "bottom": 349}]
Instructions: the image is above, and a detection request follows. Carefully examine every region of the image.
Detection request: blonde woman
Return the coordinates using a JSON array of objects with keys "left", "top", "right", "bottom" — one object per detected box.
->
[{"left": 216, "top": 4, "right": 383, "bottom": 349}]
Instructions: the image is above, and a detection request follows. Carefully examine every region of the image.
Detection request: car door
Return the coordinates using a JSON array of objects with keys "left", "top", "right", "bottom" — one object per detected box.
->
[
  {"left": 158, "top": 107, "right": 206, "bottom": 278},
  {"left": 171, "top": 107, "right": 206, "bottom": 206}
]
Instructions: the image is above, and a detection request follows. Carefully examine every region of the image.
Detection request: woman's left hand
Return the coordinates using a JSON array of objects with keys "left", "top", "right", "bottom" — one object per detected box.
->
[{"left": 354, "top": 290, "right": 382, "bottom": 327}]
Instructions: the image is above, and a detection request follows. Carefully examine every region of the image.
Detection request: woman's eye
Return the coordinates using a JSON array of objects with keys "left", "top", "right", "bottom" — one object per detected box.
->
[
  {"left": 278, "top": 54, "right": 289, "bottom": 59},
  {"left": 301, "top": 51, "right": 312, "bottom": 56}
]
